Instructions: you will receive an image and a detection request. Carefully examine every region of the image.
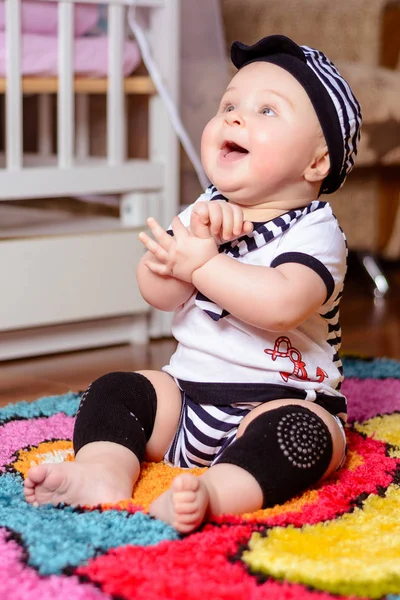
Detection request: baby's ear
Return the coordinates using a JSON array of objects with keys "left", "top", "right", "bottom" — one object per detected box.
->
[{"left": 304, "top": 148, "right": 330, "bottom": 184}]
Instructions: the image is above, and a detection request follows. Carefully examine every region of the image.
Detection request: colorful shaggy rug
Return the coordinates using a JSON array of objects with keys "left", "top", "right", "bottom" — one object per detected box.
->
[{"left": 1, "top": 356, "right": 400, "bottom": 600}]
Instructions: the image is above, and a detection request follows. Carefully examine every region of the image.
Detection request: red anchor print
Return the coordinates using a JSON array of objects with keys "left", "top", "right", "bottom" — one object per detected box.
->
[{"left": 264, "top": 336, "right": 327, "bottom": 383}]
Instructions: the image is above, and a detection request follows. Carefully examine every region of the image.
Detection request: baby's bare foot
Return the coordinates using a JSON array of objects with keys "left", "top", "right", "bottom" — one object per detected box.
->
[
  {"left": 149, "top": 473, "right": 210, "bottom": 533},
  {"left": 24, "top": 462, "right": 133, "bottom": 507}
]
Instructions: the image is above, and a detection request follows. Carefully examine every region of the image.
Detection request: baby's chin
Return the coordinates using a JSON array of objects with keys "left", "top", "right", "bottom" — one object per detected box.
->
[
  {"left": 210, "top": 178, "right": 259, "bottom": 204},
  {"left": 206, "top": 171, "right": 245, "bottom": 197}
]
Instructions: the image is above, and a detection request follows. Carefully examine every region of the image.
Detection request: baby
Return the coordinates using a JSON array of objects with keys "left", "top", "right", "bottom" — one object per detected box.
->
[{"left": 24, "top": 34, "right": 362, "bottom": 534}]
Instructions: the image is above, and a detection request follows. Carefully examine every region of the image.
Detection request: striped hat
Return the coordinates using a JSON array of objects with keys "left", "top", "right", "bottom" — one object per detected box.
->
[{"left": 231, "top": 35, "right": 362, "bottom": 194}]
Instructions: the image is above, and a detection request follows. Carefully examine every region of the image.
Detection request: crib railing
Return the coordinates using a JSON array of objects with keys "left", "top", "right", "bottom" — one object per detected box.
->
[
  {"left": 5, "top": 0, "right": 22, "bottom": 171},
  {"left": 0, "top": 0, "right": 178, "bottom": 206}
]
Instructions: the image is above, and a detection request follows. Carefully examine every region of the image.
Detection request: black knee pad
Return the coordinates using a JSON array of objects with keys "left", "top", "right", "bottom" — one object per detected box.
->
[
  {"left": 73, "top": 372, "right": 157, "bottom": 462},
  {"left": 216, "top": 405, "right": 333, "bottom": 508}
]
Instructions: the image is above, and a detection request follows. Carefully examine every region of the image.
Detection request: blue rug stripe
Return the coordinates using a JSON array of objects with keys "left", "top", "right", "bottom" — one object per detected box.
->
[
  {"left": 342, "top": 357, "right": 400, "bottom": 379},
  {"left": 0, "top": 393, "right": 81, "bottom": 422},
  {"left": 0, "top": 474, "right": 178, "bottom": 575}
]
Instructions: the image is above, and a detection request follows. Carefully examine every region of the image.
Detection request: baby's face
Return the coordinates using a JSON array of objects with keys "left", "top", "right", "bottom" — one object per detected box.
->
[{"left": 201, "top": 61, "right": 325, "bottom": 206}]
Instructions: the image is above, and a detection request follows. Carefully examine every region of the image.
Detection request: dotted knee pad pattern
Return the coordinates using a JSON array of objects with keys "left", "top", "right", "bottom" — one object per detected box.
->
[
  {"left": 73, "top": 372, "right": 157, "bottom": 462},
  {"left": 216, "top": 404, "right": 333, "bottom": 508}
]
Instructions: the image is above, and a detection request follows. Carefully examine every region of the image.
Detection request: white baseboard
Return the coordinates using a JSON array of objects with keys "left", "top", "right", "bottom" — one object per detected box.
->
[{"left": 0, "top": 314, "right": 149, "bottom": 362}]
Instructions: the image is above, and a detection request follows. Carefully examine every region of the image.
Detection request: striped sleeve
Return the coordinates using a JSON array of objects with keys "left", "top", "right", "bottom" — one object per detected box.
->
[{"left": 270, "top": 209, "right": 347, "bottom": 304}]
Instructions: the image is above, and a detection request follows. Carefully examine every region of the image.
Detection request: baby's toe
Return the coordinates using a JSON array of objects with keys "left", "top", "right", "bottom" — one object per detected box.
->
[
  {"left": 23, "top": 477, "right": 35, "bottom": 490},
  {"left": 174, "top": 512, "right": 200, "bottom": 525},
  {"left": 173, "top": 499, "right": 198, "bottom": 514},
  {"left": 172, "top": 474, "right": 200, "bottom": 494},
  {"left": 26, "top": 465, "right": 48, "bottom": 486},
  {"left": 24, "top": 491, "right": 37, "bottom": 504},
  {"left": 173, "top": 490, "right": 196, "bottom": 503}
]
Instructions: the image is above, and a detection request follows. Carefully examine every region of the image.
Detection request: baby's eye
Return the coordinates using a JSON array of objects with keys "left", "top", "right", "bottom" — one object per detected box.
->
[
  {"left": 261, "top": 106, "right": 276, "bottom": 117},
  {"left": 224, "top": 105, "right": 235, "bottom": 113}
]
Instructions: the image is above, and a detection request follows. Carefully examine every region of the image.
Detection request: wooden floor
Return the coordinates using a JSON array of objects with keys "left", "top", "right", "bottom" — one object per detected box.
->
[{"left": 1, "top": 255, "right": 399, "bottom": 407}]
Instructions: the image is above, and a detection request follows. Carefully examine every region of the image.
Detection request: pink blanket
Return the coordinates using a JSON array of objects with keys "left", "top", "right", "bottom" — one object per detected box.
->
[
  {"left": 0, "top": 33, "right": 141, "bottom": 77},
  {"left": 0, "top": 1, "right": 99, "bottom": 37}
]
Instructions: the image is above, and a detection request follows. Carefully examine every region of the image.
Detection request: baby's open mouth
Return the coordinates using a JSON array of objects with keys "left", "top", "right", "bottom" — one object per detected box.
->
[{"left": 220, "top": 141, "right": 249, "bottom": 161}]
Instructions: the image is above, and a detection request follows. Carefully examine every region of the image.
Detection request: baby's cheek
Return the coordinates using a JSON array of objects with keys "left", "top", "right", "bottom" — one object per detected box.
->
[
  {"left": 252, "top": 132, "right": 281, "bottom": 162},
  {"left": 252, "top": 146, "right": 279, "bottom": 173},
  {"left": 254, "top": 131, "right": 299, "bottom": 170},
  {"left": 200, "top": 130, "right": 214, "bottom": 178},
  {"left": 251, "top": 151, "right": 289, "bottom": 190},
  {"left": 201, "top": 119, "right": 217, "bottom": 156}
]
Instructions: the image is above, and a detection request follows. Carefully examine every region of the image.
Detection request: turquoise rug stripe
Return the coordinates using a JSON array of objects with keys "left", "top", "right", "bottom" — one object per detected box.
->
[
  {"left": 0, "top": 393, "right": 81, "bottom": 422},
  {"left": 0, "top": 473, "right": 178, "bottom": 575},
  {"left": 341, "top": 357, "right": 400, "bottom": 379}
]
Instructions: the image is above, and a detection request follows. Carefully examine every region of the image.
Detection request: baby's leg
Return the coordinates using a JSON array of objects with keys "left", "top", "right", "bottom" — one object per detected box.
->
[
  {"left": 24, "top": 441, "right": 141, "bottom": 507},
  {"left": 149, "top": 463, "right": 263, "bottom": 534},
  {"left": 24, "top": 371, "right": 182, "bottom": 507},
  {"left": 149, "top": 400, "right": 346, "bottom": 532}
]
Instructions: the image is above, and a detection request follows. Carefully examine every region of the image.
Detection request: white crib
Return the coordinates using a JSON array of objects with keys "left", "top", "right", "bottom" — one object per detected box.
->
[{"left": 0, "top": 0, "right": 180, "bottom": 361}]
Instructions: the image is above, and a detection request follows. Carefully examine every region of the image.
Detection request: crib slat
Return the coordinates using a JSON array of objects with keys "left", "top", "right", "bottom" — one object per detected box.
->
[
  {"left": 76, "top": 95, "right": 90, "bottom": 160},
  {"left": 38, "top": 94, "right": 53, "bottom": 157},
  {"left": 58, "top": 1, "right": 74, "bottom": 168},
  {"left": 107, "top": 3, "right": 126, "bottom": 165},
  {"left": 5, "top": 0, "right": 22, "bottom": 170}
]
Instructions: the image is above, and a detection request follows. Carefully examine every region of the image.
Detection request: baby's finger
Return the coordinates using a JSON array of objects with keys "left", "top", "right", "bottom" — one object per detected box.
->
[
  {"left": 144, "top": 260, "right": 172, "bottom": 277},
  {"left": 190, "top": 212, "right": 212, "bottom": 239},
  {"left": 192, "top": 201, "right": 211, "bottom": 225},
  {"left": 242, "top": 220, "right": 254, "bottom": 235},
  {"left": 220, "top": 203, "right": 236, "bottom": 240},
  {"left": 208, "top": 202, "right": 224, "bottom": 237},
  {"left": 138, "top": 231, "right": 169, "bottom": 263},
  {"left": 146, "top": 217, "right": 173, "bottom": 249},
  {"left": 231, "top": 204, "right": 247, "bottom": 237}
]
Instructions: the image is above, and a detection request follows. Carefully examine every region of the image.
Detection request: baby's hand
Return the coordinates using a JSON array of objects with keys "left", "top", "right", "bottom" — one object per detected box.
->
[
  {"left": 190, "top": 201, "right": 253, "bottom": 243},
  {"left": 139, "top": 216, "right": 218, "bottom": 282}
]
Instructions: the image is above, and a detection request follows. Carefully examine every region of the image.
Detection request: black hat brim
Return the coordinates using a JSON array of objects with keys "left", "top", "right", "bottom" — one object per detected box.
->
[{"left": 231, "top": 35, "right": 306, "bottom": 69}]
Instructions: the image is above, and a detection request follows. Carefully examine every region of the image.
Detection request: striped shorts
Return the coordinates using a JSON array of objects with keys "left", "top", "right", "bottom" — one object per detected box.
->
[
  {"left": 164, "top": 391, "right": 261, "bottom": 468},
  {"left": 163, "top": 390, "right": 348, "bottom": 470}
]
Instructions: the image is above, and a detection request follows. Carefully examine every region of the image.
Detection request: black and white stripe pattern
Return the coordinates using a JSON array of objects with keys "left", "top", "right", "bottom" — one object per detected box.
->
[
  {"left": 321, "top": 295, "right": 344, "bottom": 390},
  {"left": 164, "top": 392, "right": 260, "bottom": 468},
  {"left": 301, "top": 45, "right": 362, "bottom": 191},
  {"left": 194, "top": 196, "right": 327, "bottom": 321},
  {"left": 221, "top": 200, "right": 326, "bottom": 259},
  {"left": 207, "top": 184, "right": 227, "bottom": 202},
  {"left": 320, "top": 222, "right": 348, "bottom": 390}
]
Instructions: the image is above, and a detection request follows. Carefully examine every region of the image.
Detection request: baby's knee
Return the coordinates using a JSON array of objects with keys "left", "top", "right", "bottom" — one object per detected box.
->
[
  {"left": 73, "top": 372, "right": 157, "bottom": 460},
  {"left": 216, "top": 404, "right": 340, "bottom": 508}
]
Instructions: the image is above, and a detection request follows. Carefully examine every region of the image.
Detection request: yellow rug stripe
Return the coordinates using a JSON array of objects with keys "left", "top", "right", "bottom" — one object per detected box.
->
[
  {"left": 355, "top": 413, "right": 400, "bottom": 457},
  {"left": 243, "top": 484, "right": 400, "bottom": 599}
]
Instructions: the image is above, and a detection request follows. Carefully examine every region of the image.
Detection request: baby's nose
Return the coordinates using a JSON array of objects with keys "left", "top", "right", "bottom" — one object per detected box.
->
[{"left": 225, "top": 110, "right": 244, "bottom": 126}]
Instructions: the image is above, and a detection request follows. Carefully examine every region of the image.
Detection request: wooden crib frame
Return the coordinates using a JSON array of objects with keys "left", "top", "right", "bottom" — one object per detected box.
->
[{"left": 0, "top": 0, "right": 180, "bottom": 361}]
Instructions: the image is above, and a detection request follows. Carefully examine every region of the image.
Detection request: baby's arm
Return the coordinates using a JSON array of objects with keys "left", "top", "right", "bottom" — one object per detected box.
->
[
  {"left": 136, "top": 218, "right": 194, "bottom": 311},
  {"left": 192, "top": 256, "right": 327, "bottom": 331},
  {"left": 136, "top": 252, "right": 194, "bottom": 312}
]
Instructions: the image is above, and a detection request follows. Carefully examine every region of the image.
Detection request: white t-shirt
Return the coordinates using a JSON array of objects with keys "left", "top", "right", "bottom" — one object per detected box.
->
[{"left": 162, "top": 186, "right": 347, "bottom": 416}]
